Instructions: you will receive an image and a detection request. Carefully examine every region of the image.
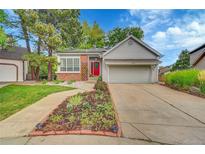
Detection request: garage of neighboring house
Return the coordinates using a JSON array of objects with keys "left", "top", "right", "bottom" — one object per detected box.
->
[
  {"left": 0, "top": 47, "right": 28, "bottom": 82},
  {"left": 102, "top": 35, "right": 162, "bottom": 84},
  {"left": 0, "top": 63, "right": 18, "bottom": 82}
]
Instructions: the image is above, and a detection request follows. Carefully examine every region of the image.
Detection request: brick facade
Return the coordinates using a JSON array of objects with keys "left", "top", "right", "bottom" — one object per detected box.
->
[{"left": 56, "top": 55, "right": 88, "bottom": 81}]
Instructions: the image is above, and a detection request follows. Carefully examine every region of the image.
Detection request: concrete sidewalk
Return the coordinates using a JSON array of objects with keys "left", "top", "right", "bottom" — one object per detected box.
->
[{"left": 0, "top": 89, "right": 84, "bottom": 138}]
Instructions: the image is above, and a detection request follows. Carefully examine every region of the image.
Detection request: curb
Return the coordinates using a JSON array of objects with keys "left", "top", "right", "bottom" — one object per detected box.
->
[
  {"left": 29, "top": 130, "right": 118, "bottom": 137},
  {"left": 107, "top": 84, "right": 123, "bottom": 137}
]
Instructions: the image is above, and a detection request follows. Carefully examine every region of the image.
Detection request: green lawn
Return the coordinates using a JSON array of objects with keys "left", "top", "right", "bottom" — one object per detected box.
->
[{"left": 0, "top": 84, "right": 74, "bottom": 121}]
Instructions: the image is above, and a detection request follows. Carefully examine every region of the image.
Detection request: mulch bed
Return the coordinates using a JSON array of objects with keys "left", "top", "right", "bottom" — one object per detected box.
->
[
  {"left": 29, "top": 81, "right": 121, "bottom": 137},
  {"left": 160, "top": 83, "right": 205, "bottom": 99}
]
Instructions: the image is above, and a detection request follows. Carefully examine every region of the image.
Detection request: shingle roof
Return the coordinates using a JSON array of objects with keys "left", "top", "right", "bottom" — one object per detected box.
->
[
  {"left": 58, "top": 48, "right": 107, "bottom": 53},
  {"left": 190, "top": 43, "right": 205, "bottom": 54},
  {"left": 0, "top": 47, "right": 28, "bottom": 60}
]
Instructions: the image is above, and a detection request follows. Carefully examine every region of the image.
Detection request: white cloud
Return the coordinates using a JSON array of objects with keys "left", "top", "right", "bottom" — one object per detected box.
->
[
  {"left": 188, "top": 21, "right": 200, "bottom": 31},
  {"left": 167, "top": 27, "right": 182, "bottom": 35},
  {"left": 121, "top": 10, "right": 172, "bottom": 32},
  {"left": 120, "top": 10, "right": 205, "bottom": 66},
  {"left": 129, "top": 9, "right": 138, "bottom": 16},
  {"left": 152, "top": 31, "right": 166, "bottom": 40},
  {"left": 150, "top": 20, "right": 205, "bottom": 53}
]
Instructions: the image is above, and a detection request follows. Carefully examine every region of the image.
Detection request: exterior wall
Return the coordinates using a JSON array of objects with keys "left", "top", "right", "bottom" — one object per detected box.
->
[
  {"left": 151, "top": 65, "right": 158, "bottom": 82},
  {"left": 56, "top": 73, "right": 81, "bottom": 81},
  {"left": 23, "top": 61, "right": 28, "bottom": 80},
  {"left": 190, "top": 48, "right": 205, "bottom": 65},
  {"left": 193, "top": 56, "right": 205, "bottom": 70},
  {"left": 0, "top": 58, "right": 25, "bottom": 82},
  {"left": 102, "top": 59, "right": 108, "bottom": 82},
  {"left": 104, "top": 38, "right": 158, "bottom": 60},
  {"left": 56, "top": 55, "right": 88, "bottom": 81}
]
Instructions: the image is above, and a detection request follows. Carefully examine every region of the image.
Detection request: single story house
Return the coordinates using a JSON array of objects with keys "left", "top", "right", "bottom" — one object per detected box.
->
[
  {"left": 0, "top": 47, "right": 28, "bottom": 82},
  {"left": 190, "top": 43, "right": 205, "bottom": 70},
  {"left": 56, "top": 35, "right": 162, "bottom": 83}
]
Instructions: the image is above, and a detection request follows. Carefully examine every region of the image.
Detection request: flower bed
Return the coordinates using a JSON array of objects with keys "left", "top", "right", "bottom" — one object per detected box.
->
[{"left": 30, "top": 81, "right": 120, "bottom": 137}]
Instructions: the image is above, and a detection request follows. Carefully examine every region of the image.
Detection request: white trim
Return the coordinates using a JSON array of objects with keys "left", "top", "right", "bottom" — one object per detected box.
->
[
  {"left": 57, "top": 52, "right": 102, "bottom": 55},
  {"left": 58, "top": 56, "right": 81, "bottom": 73},
  {"left": 107, "top": 64, "right": 110, "bottom": 83},
  {"left": 103, "top": 35, "right": 162, "bottom": 58}
]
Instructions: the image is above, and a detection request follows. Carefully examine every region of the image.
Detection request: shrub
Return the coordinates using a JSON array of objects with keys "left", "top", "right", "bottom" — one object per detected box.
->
[
  {"left": 97, "top": 75, "right": 102, "bottom": 81},
  {"left": 68, "top": 94, "right": 83, "bottom": 106},
  {"left": 53, "top": 80, "right": 64, "bottom": 84},
  {"left": 200, "top": 82, "right": 205, "bottom": 94},
  {"left": 94, "top": 80, "right": 108, "bottom": 91},
  {"left": 198, "top": 71, "right": 205, "bottom": 94},
  {"left": 67, "top": 114, "right": 76, "bottom": 123},
  {"left": 41, "top": 79, "right": 48, "bottom": 84},
  {"left": 164, "top": 69, "right": 200, "bottom": 89},
  {"left": 49, "top": 114, "right": 63, "bottom": 123}
]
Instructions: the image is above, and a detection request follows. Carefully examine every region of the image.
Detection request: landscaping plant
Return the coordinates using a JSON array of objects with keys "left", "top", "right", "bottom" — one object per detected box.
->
[
  {"left": 198, "top": 71, "right": 205, "bottom": 94},
  {"left": 164, "top": 69, "right": 205, "bottom": 95},
  {"left": 53, "top": 80, "right": 64, "bottom": 84},
  {"left": 35, "top": 81, "right": 118, "bottom": 133},
  {"left": 164, "top": 69, "right": 200, "bottom": 89}
]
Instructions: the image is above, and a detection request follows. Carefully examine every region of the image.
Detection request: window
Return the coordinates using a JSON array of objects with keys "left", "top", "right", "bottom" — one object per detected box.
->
[{"left": 60, "top": 57, "right": 80, "bottom": 72}]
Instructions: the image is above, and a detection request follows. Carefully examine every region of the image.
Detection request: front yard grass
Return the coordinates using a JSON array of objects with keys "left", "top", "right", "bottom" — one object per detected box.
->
[
  {"left": 34, "top": 81, "right": 118, "bottom": 134},
  {"left": 0, "top": 85, "right": 74, "bottom": 121}
]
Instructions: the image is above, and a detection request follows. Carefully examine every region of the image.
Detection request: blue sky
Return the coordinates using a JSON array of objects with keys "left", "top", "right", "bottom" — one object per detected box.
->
[
  {"left": 8, "top": 9, "right": 205, "bottom": 66},
  {"left": 80, "top": 9, "right": 205, "bottom": 66}
]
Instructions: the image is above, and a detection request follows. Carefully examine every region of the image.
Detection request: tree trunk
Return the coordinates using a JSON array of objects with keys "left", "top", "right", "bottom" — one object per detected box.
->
[
  {"left": 31, "top": 66, "right": 35, "bottom": 80},
  {"left": 48, "top": 62, "right": 52, "bottom": 81},
  {"left": 35, "top": 66, "right": 40, "bottom": 81},
  {"left": 19, "top": 17, "right": 31, "bottom": 52},
  {"left": 37, "top": 37, "right": 41, "bottom": 54},
  {"left": 47, "top": 49, "right": 52, "bottom": 81}
]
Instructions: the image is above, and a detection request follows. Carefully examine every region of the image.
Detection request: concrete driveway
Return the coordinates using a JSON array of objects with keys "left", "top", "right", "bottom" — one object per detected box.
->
[{"left": 109, "top": 84, "right": 205, "bottom": 144}]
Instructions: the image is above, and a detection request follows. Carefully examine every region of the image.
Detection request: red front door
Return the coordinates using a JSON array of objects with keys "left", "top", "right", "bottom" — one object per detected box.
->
[{"left": 91, "top": 61, "right": 100, "bottom": 76}]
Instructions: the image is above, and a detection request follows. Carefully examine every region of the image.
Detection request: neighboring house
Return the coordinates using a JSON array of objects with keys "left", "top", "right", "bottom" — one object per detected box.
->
[
  {"left": 56, "top": 35, "right": 162, "bottom": 83},
  {"left": 190, "top": 43, "right": 205, "bottom": 70},
  {"left": 0, "top": 47, "right": 28, "bottom": 82},
  {"left": 159, "top": 65, "right": 172, "bottom": 76}
]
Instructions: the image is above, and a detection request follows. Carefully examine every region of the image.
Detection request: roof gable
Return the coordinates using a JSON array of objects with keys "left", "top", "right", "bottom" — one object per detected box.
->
[
  {"left": 103, "top": 35, "right": 162, "bottom": 60},
  {"left": 190, "top": 43, "right": 205, "bottom": 54}
]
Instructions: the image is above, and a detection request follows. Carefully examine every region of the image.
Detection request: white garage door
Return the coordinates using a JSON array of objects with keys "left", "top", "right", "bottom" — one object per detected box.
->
[
  {"left": 109, "top": 65, "right": 151, "bottom": 83},
  {"left": 0, "top": 64, "right": 17, "bottom": 82}
]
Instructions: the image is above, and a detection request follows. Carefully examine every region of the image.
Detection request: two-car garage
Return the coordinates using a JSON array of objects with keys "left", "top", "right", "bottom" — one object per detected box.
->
[
  {"left": 102, "top": 35, "right": 161, "bottom": 84},
  {"left": 109, "top": 65, "right": 151, "bottom": 83}
]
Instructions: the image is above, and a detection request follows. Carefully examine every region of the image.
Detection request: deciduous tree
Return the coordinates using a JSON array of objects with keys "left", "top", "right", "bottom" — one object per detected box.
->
[
  {"left": 79, "top": 21, "right": 105, "bottom": 49},
  {"left": 106, "top": 27, "right": 144, "bottom": 47}
]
